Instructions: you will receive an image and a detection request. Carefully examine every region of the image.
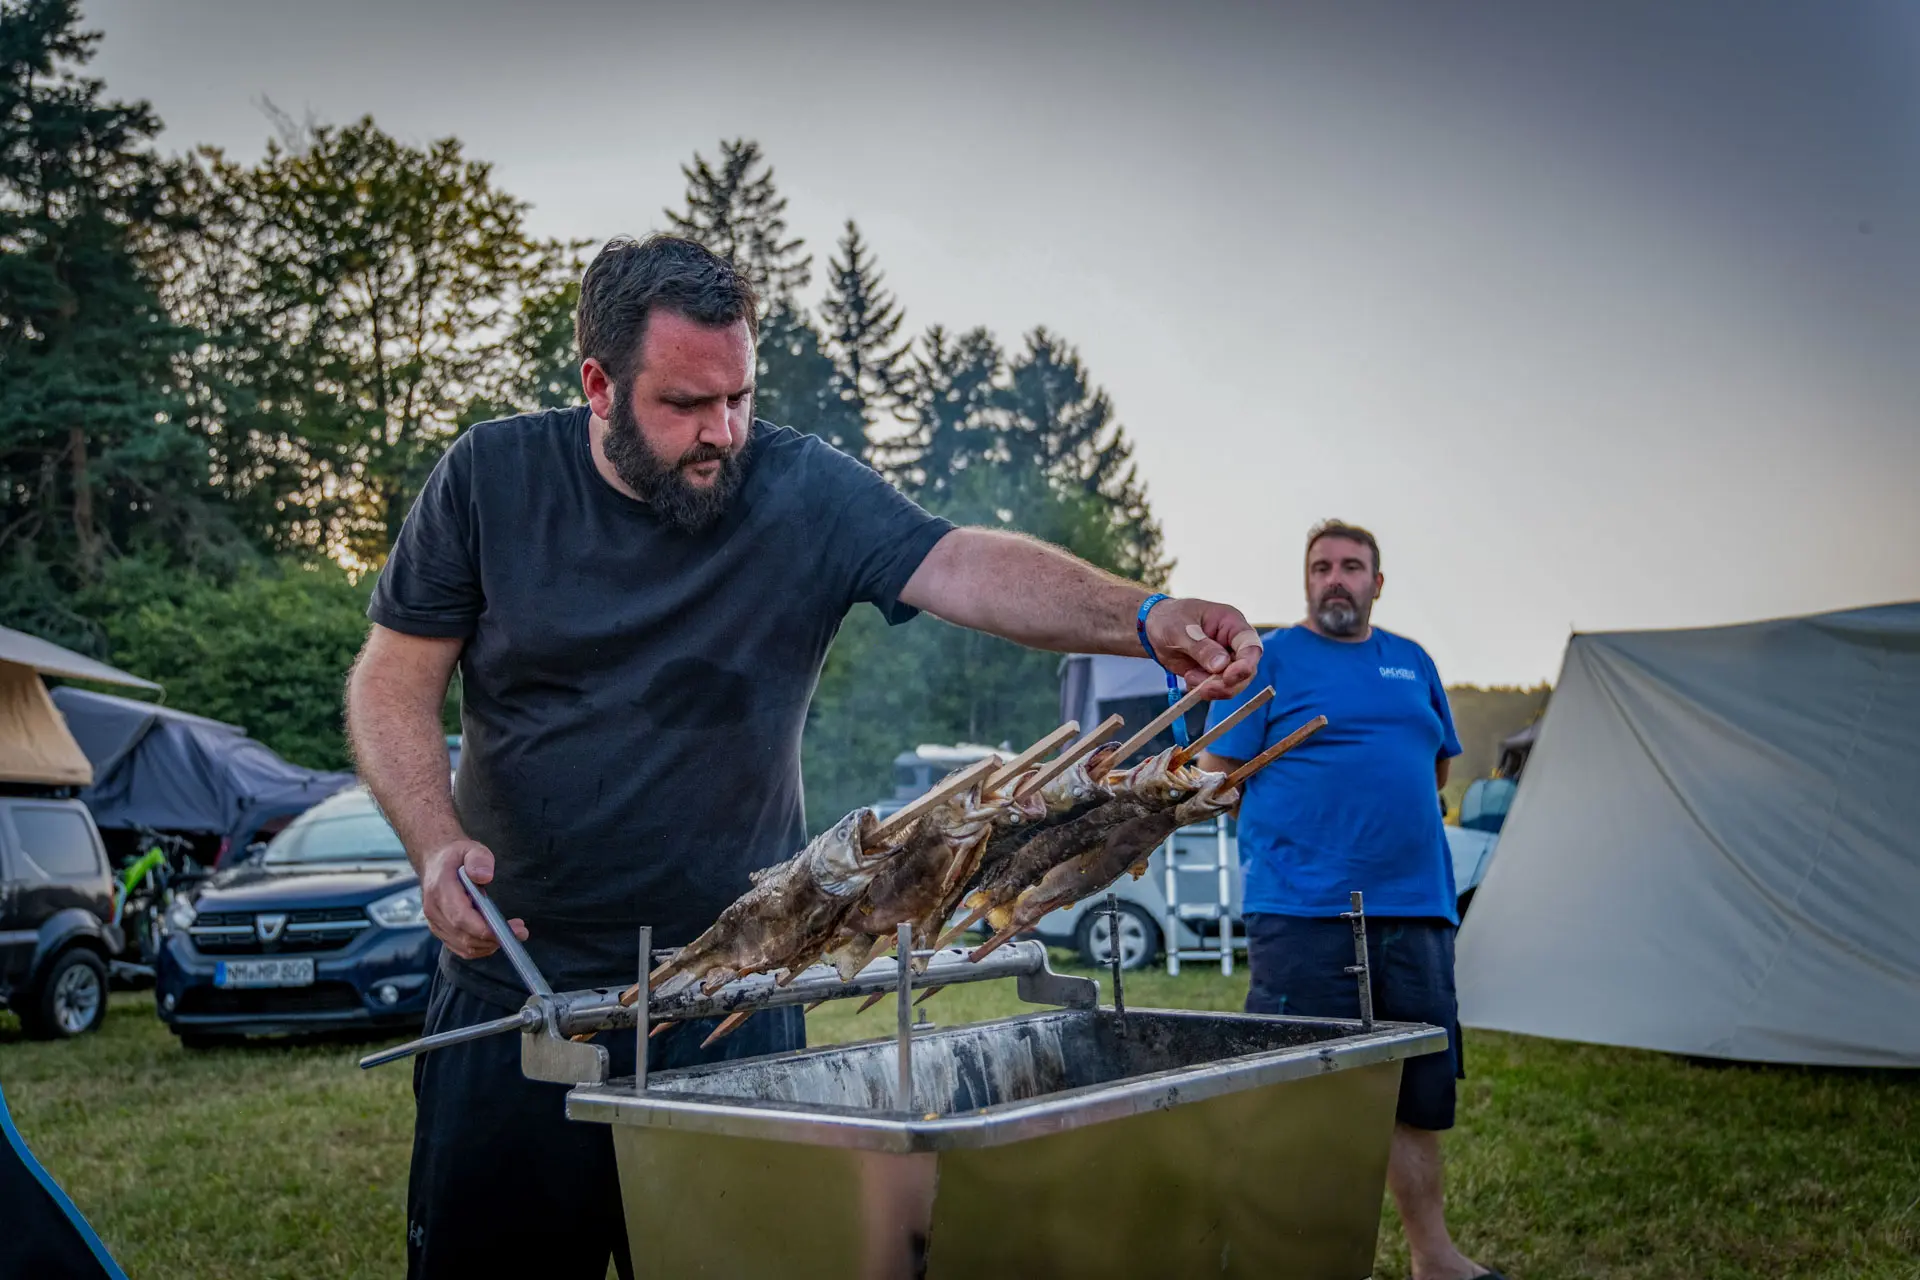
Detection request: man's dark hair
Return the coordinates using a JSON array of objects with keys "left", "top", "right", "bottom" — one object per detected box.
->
[
  {"left": 1305, "top": 519, "right": 1381, "bottom": 574},
  {"left": 575, "top": 234, "right": 760, "bottom": 385}
]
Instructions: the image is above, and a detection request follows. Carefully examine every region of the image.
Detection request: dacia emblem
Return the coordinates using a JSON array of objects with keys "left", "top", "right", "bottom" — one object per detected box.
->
[{"left": 255, "top": 912, "right": 289, "bottom": 944}]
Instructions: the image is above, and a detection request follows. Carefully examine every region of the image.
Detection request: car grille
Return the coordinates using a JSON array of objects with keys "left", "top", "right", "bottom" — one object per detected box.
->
[
  {"left": 189, "top": 907, "right": 371, "bottom": 954},
  {"left": 174, "top": 981, "right": 364, "bottom": 1017}
]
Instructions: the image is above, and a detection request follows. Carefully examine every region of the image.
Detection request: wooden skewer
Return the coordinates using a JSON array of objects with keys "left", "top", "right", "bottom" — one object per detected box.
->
[
  {"left": 1109, "top": 685, "right": 1212, "bottom": 765},
  {"left": 650, "top": 1020, "right": 674, "bottom": 1038},
  {"left": 1223, "top": 715, "right": 1329, "bottom": 788},
  {"left": 854, "top": 990, "right": 889, "bottom": 1015},
  {"left": 1173, "top": 687, "right": 1274, "bottom": 766},
  {"left": 700, "top": 1008, "right": 755, "bottom": 1049},
  {"left": 913, "top": 986, "right": 943, "bottom": 1008},
  {"left": 967, "top": 926, "right": 1023, "bottom": 964},
  {"left": 936, "top": 906, "right": 990, "bottom": 948},
  {"left": 872, "top": 757, "right": 999, "bottom": 843},
  {"left": 985, "top": 722, "right": 1080, "bottom": 792},
  {"left": 1014, "top": 713, "right": 1126, "bottom": 799}
]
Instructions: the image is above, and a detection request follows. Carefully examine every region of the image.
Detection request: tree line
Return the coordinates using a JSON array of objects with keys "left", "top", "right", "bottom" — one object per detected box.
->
[{"left": 1, "top": 0, "right": 1170, "bottom": 823}]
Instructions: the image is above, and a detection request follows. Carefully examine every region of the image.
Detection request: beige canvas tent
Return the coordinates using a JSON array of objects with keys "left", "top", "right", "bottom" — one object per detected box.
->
[{"left": 0, "top": 626, "right": 157, "bottom": 787}]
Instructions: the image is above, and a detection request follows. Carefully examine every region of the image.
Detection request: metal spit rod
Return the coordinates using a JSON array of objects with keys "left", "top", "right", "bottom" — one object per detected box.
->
[
  {"left": 359, "top": 938, "right": 1097, "bottom": 1076},
  {"left": 895, "top": 923, "right": 913, "bottom": 1114},
  {"left": 458, "top": 866, "right": 549, "bottom": 998},
  {"left": 1342, "top": 890, "right": 1374, "bottom": 1032},
  {"left": 635, "top": 925, "right": 650, "bottom": 1095},
  {"left": 1105, "top": 893, "right": 1126, "bottom": 1031},
  {"left": 357, "top": 1006, "right": 542, "bottom": 1069}
]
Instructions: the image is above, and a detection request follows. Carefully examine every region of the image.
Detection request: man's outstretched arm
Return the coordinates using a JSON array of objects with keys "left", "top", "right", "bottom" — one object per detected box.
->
[
  {"left": 899, "top": 528, "right": 1263, "bottom": 698},
  {"left": 344, "top": 624, "right": 522, "bottom": 959}
]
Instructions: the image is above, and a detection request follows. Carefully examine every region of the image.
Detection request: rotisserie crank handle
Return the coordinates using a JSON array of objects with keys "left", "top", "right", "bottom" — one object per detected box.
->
[
  {"left": 458, "top": 865, "right": 552, "bottom": 998},
  {"left": 356, "top": 1005, "right": 543, "bottom": 1070}
]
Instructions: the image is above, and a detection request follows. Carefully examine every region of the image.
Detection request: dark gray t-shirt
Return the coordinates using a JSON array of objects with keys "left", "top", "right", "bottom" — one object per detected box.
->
[{"left": 368, "top": 409, "right": 951, "bottom": 993}]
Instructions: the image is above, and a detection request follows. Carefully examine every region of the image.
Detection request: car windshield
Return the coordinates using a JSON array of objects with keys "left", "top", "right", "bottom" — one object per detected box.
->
[{"left": 262, "top": 806, "right": 406, "bottom": 864}]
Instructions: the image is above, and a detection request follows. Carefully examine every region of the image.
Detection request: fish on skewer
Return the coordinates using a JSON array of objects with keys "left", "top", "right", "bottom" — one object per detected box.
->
[
  {"left": 636, "top": 806, "right": 902, "bottom": 1001},
  {"left": 968, "top": 714, "right": 1328, "bottom": 961},
  {"left": 819, "top": 771, "right": 1010, "bottom": 981},
  {"left": 959, "top": 747, "right": 1195, "bottom": 940},
  {"left": 627, "top": 757, "right": 1000, "bottom": 1011},
  {"left": 935, "top": 741, "right": 1127, "bottom": 946},
  {"left": 973, "top": 773, "right": 1240, "bottom": 959}
]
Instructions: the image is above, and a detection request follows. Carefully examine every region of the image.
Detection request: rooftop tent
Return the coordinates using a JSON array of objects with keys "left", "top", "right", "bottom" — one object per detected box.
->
[
  {"left": 0, "top": 625, "right": 157, "bottom": 788},
  {"left": 48, "top": 687, "right": 355, "bottom": 856},
  {"left": 1456, "top": 602, "right": 1920, "bottom": 1067}
]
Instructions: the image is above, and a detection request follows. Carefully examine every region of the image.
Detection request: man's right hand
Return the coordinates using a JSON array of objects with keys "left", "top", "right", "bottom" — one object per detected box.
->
[{"left": 421, "top": 840, "right": 528, "bottom": 959}]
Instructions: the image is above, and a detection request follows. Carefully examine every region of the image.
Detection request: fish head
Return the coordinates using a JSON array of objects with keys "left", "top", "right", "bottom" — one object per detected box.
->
[
  {"left": 809, "top": 807, "right": 890, "bottom": 895},
  {"left": 1173, "top": 774, "right": 1240, "bottom": 823},
  {"left": 1116, "top": 748, "right": 1186, "bottom": 804},
  {"left": 1044, "top": 742, "right": 1124, "bottom": 810}
]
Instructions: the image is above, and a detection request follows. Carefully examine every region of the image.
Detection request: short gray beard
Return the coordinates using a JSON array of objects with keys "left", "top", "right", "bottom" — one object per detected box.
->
[{"left": 1315, "top": 596, "right": 1367, "bottom": 637}]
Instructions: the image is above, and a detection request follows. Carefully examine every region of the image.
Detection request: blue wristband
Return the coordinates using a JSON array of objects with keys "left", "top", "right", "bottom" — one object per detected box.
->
[
  {"left": 1135, "top": 593, "right": 1191, "bottom": 749},
  {"left": 1136, "top": 593, "right": 1171, "bottom": 663}
]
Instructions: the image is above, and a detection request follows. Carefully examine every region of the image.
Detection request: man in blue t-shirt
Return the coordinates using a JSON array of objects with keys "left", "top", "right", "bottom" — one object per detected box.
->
[{"left": 1198, "top": 520, "right": 1502, "bottom": 1280}]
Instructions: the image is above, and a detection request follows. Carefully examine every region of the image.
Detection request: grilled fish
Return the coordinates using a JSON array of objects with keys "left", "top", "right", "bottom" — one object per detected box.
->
[{"left": 645, "top": 806, "right": 899, "bottom": 998}]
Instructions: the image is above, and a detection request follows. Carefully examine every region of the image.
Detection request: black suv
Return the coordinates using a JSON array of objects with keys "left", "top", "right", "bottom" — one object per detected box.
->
[{"left": 0, "top": 795, "right": 119, "bottom": 1038}]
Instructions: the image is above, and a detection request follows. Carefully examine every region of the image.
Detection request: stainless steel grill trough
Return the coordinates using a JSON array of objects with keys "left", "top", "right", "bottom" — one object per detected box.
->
[{"left": 570, "top": 1006, "right": 1443, "bottom": 1279}]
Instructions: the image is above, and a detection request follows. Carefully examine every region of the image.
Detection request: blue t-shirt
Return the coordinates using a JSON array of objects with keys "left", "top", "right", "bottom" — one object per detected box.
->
[{"left": 1204, "top": 626, "right": 1463, "bottom": 922}]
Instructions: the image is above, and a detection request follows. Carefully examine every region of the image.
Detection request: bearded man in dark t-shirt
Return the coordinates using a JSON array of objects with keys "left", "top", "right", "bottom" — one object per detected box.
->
[{"left": 344, "top": 234, "right": 1263, "bottom": 1279}]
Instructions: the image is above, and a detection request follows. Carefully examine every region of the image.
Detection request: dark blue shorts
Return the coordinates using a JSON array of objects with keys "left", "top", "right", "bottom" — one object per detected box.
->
[{"left": 1244, "top": 913, "right": 1463, "bottom": 1131}]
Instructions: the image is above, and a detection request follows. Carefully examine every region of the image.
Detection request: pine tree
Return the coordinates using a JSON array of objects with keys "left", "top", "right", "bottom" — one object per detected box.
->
[
  {"left": 1004, "top": 329, "right": 1170, "bottom": 585},
  {"left": 819, "top": 220, "right": 911, "bottom": 468},
  {"left": 897, "top": 325, "right": 1005, "bottom": 495},
  {"left": 664, "top": 139, "right": 810, "bottom": 302},
  {"left": 755, "top": 301, "right": 866, "bottom": 455},
  {"left": 0, "top": 0, "right": 231, "bottom": 628}
]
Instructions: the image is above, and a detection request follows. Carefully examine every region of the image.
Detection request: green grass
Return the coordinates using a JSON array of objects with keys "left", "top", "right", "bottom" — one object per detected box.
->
[{"left": 2, "top": 966, "right": 1913, "bottom": 1279}]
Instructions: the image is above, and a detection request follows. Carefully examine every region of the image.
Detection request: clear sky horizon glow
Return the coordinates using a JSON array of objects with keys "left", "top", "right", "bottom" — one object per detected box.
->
[{"left": 84, "top": 0, "right": 1920, "bottom": 686}]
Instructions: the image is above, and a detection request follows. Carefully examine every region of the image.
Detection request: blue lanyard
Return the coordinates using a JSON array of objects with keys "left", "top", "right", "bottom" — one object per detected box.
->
[{"left": 1135, "top": 593, "right": 1190, "bottom": 749}]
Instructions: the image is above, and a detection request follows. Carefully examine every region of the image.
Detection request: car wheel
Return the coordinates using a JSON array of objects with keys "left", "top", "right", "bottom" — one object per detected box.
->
[
  {"left": 1076, "top": 902, "right": 1160, "bottom": 971},
  {"left": 24, "top": 948, "right": 108, "bottom": 1039}
]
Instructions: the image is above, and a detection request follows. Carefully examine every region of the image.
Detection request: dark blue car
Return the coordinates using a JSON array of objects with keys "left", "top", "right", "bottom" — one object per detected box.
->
[{"left": 155, "top": 786, "right": 439, "bottom": 1047}]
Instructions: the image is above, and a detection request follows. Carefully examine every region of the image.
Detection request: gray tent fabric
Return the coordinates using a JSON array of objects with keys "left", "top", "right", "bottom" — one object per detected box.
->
[
  {"left": 49, "top": 688, "right": 355, "bottom": 852},
  {"left": 0, "top": 624, "right": 157, "bottom": 690},
  {"left": 1456, "top": 602, "right": 1920, "bottom": 1067}
]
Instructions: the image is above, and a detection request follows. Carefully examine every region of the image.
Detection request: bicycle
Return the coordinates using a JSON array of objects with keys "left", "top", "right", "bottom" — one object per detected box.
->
[{"left": 111, "top": 828, "right": 206, "bottom": 971}]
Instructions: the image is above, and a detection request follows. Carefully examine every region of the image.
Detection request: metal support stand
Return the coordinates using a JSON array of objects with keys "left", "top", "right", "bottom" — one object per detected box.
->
[
  {"left": 1342, "top": 890, "right": 1374, "bottom": 1032},
  {"left": 635, "top": 925, "right": 650, "bottom": 1095},
  {"left": 1105, "top": 893, "right": 1126, "bottom": 1032},
  {"left": 894, "top": 923, "right": 914, "bottom": 1114}
]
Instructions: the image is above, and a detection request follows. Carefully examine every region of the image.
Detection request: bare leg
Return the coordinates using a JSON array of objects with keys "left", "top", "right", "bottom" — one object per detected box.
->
[{"left": 1387, "top": 1123, "right": 1482, "bottom": 1280}]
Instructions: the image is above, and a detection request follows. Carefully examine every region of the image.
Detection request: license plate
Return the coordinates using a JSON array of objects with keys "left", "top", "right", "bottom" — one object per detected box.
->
[{"left": 215, "top": 958, "right": 315, "bottom": 988}]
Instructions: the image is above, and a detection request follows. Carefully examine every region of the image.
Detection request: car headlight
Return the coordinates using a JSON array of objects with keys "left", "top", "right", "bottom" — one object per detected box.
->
[
  {"left": 367, "top": 887, "right": 427, "bottom": 928},
  {"left": 165, "top": 897, "right": 197, "bottom": 933}
]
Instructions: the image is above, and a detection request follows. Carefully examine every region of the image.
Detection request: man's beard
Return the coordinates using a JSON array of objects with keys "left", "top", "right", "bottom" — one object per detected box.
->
[
  {"left": 1313, "top": 586, "right": 1371, "bottom": 637},
  {"left": 602, "top": 388, "right": 751, "bottom": 533}
]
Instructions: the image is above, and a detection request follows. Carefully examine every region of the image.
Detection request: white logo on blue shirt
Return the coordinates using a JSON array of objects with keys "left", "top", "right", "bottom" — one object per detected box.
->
[{"left": 1379, "top": 666, "right": 1419, "bottom": 680}]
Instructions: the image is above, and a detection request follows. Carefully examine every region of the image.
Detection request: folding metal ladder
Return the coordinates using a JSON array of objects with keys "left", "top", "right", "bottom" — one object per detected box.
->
[{"left": 1161, "top": 816, "right": 1243, "bottom": 976}]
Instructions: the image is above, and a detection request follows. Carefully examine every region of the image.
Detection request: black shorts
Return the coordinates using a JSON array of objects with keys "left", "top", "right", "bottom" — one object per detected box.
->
[
  {"left": 405, "top": 956, "right": 806, "bottom": 1279},
  {"left": 1243, "top": 913, "right": 1464, "bottom": 1131}
]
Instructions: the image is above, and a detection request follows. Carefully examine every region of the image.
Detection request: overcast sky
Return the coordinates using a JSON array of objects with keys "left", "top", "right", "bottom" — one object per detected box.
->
[{"left": 85, "top": 0, "right": 1920, "bottom": 685}]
